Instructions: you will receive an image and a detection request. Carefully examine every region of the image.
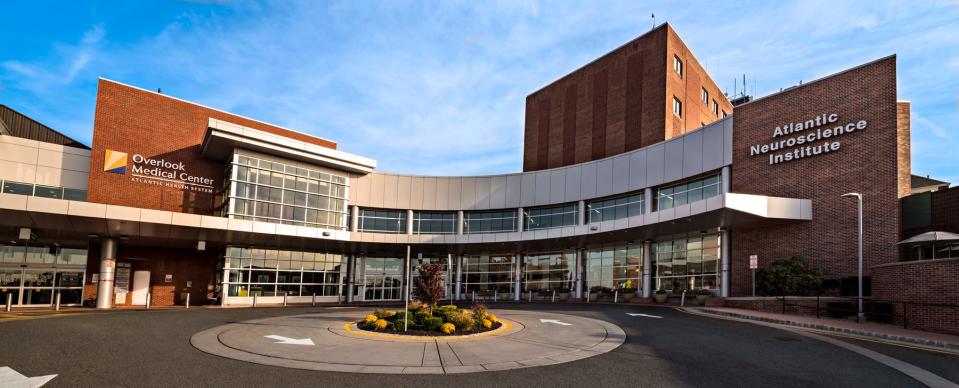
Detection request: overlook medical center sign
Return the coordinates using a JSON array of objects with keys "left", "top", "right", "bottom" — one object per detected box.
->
[
  {"left": 103, "top": 149, "right": 216, "bottom": 194},
  {"left": 748, "top": 113, "right": 867, "bottom": 165}
]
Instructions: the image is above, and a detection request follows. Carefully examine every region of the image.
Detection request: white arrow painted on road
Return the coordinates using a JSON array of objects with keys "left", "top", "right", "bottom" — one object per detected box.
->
[
  {"left": 627, "top": 313, "right": 662, "bottom": 319},
  {"left": 0, "top": 366, "right": 57, "bottom": 387},
  {"left": 264, "top": 335, "right": 315, "bottom": 346},
  {"left": 539, "top": 319, "right": 572, "bottom": 326}
]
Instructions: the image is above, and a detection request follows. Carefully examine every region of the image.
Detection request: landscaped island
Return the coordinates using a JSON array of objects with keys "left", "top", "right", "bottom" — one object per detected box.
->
[{"left": 357, "top": 301, "right": 501, "bottom": 336}]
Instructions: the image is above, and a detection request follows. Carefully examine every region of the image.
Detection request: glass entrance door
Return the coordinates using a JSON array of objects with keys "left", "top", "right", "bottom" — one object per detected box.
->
[
  {"left": 0, "top": 269, "right": 21, "bottom": 306},
  {"left": 0, "top": 267, "right": 86, "bottom": 306},
  {"left": 20, "top": 269, "right": 55, "bottom": 305},
  {"left": 362, "top": 257, "right": 403, "bottom": 301}
]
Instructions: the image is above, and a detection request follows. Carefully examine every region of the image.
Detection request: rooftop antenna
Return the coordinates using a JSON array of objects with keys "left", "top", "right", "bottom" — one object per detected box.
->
[
  {"left": 651, "top": 13, "right": 656, "bottom": 30},
  {"left": 157, "top": 88, "right": 163, "bottom": 94}
]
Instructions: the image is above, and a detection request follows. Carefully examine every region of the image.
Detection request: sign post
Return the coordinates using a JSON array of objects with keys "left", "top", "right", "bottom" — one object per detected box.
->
[{"left": 749, "top": 255, "right": 758, "bottom": 296}]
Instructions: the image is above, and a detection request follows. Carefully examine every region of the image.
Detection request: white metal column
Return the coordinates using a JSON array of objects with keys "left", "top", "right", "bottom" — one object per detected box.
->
[
  {"left": 575, "top": 249, "right": 584, "bottom": 299},
  {"left": 406, "top": 210, "right": 414, "bottom": 235},
  {"left": 345, "top": 254, "right": 355, "bottom": 303},
  {"left": 350, "top": 205, "right": 359, "bottom": 232},
  {"left": 514, "top": 254, "right": 522, "bottom": 301},
  {"left": 517, "top": 208, "right": 525, "bottom": 233},
  {"left": 721, "top": 165, "right": 731, "bottom": 193},
  {"left": 644, "top": 188, "right": 653, "bottom": 214},
  {"left": 642, "top": 240, "right": 652, "bottom": 298},
  {"left": 456, "top": 210, "right": 464, "bottom": 235},
  {"left": 720, "top": 229, "right": 730, "bottom": 298},
  {"left": 96, "top": 238, "right": 118, "bottom": 309},
  {"left": 454, "top": 255, "right": 463, "bottom": 300},
  {"left": 577, "top": 200, "right": 586, "bottom": 225}
]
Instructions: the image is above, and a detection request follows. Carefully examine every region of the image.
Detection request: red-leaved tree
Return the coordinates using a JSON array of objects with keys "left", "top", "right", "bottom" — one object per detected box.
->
[{"left": 414, "top": 263, "right": 446, "bottom": 310}]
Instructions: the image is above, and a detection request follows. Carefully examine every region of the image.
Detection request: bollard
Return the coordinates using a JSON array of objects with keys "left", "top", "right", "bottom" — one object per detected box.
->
[
  {"left": 552, "top": 290, "right": 556, "bottom": 303},
  {"left": 185, "top": 293, "right": 191, "bottom": 309},
  {"left": 283, "top": 293, "right": 288, "bottom": 307},
  {"left": 312, "top": 293, "right": 316, "bottom": 307},
  {"left": 614, "top": 290, "right": 619, "bottom": 304},
  {"left": 55, "top": 292, "right": 61, "bottom": 311},
  {"left": 680, "top": 290, "right": 687, "bottom": 307},
  {"left": 472, "top": 291, "right": 476, "bottom": 302},
  {"left": 253, "top": 293, "right": 258, "bottom": 308},
  {"left": 528, "top": 291, "right": 532, "bottom": 303},
  {"left": 5, "top": 293, "right": 11, "bottom": 312},
  {"left": 494, "top": 290, "right": 497, "bottom": 302},
  {"left": 146, "top": 293, "right": 152, "bottom": 310}
]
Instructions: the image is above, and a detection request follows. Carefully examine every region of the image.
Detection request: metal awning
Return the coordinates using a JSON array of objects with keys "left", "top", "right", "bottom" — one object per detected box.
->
[{"left": 897, "top": 231, "right": 959, "bottom": 245}]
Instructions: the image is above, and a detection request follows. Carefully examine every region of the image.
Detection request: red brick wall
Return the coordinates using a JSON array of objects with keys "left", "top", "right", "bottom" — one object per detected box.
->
[
  {"left": 85, "top": 244, "right": 219, "bottom": 307},
  {"left": 872, "top": 258, "right": 959, "bottom": 335},
  {"left": 730, "top": 56, "right": 903, "bottom": 296},
  {"left": 88, "top": 79, "right": 336, "bottom": 214},
  {"left": 896, "top": 102, "right": 911, "bottom": 198},
  {"left": 522, "top": 23, "right": 731, "bottom": 171}
]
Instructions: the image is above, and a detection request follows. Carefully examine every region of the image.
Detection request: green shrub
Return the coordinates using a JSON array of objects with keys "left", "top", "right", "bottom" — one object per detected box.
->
[
  {"left": 447, "top": 311, "right": 475, "bottom": 330},
  {"left": 433, "top": 305, "right": 459, "bottom": 318},
  {"left": 413, "top": 310, "right": 432, "bottom": 324},
  {"left": 373, "top": 309, "right": 396, "bottom": 319},
  {"left": 422, "top": 316, "right": 444, "bottom": 330},
  {"left": 471, "top": 303, "right": 489, "bottom": 321},
  {"left": 755, "top": 256, "right": 825, "bottom": 296}
]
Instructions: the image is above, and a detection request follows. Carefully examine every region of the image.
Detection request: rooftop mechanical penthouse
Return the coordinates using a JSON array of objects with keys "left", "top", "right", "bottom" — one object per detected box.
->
[{"left": 1, "top": 23, "right": 956, "bottom": 335}]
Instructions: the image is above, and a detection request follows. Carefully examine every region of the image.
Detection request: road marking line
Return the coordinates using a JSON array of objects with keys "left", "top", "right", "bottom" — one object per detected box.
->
[
  {"left": 626, "top": 313, "right": 662, "bottom": 318},
  {"left": 540, "top": 319, "right": 572, "bottom": 326},
  {"left": 264, "top": 335, "right": 315, "bottom": 345},
  {"left": 0, "top": 366, "right": 57, "bottom": 387}
]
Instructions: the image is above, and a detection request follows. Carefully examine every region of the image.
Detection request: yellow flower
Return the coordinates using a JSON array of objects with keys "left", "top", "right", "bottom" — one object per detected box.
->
[
  {"left": 374, "top": 319, "right": 388, "bottom": 330},
  {"left": 441, "top": 323, "right": 456, "bottom": 334},
  {"left": 486, "top": 314, "right": 498, "bottom": 323},
  {"left": 364, "top": 314, "right": 377, "bottom": 324},
  {"left": 384, "top": 310, "right": 397, "bottom": 317},
  {"left": 482, "top": 319, "right": 492, "bottom": 329}
]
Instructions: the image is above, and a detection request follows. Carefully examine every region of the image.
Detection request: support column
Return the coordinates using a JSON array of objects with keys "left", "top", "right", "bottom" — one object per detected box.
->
[
  {"left": 574, "top": 249, "right": 584, "bottom": 299},
  {"left": 644, "top": 188, "right": 653, "bottom": 214},
  {"left": 456, "top": 210, "right": 464, "bottom": 235},
  {"left": 406, "top": 209, "right": 414, "bottom": 235},
  {"left": 454, "top": 255, "right": 463, "bottom": 300},
  {"left": 721, "top": 166, "right": 731, "bottom": 194},
  {"left": 514, "top": 254, "right": 522, "bottom": 301},
  {"left": 96, "top": 238, "right": 118, "bottom": 309},
  {"left": 516, "top": 208, "right": 525, "bottom": 233},
  {"left": 577, "top": 200, "right": 586, "bottom": 225},
  {"left": 350, "top": 205, "right": 359, "bottom": 232},
  {"left": 720, "top": 229, "right": 730, "bottom": 298},
  {"left": 642, "top": 240, "right": 653, "bottom": 298},
  {"left": 345, "top": 254, "right": 355, "bottom": 303}
]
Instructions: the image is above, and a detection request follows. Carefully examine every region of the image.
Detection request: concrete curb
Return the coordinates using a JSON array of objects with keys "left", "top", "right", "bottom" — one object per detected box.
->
[{"left": 693, "top": 307, "right": 959, "bottom": 353}]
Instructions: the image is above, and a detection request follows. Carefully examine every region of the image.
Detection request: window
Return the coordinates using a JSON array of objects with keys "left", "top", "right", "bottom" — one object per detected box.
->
[
  {"left": 712, "top": 99, "right": 719, "bottom": 115},
  {"left": 586, "top": 245, "right": 642, "bottom": 292},
  {"left": 412, "top": 211, "right": 457, "bottom": 234},
  {"left": 225, "top": 154, "right": 348, "bottom": 229},
  {"left": 357, "top": 208, "right": 407, "bottom": 234},
  {"left": 524, "top": 204, "right": 578, "bottom": 231},
  {"left": 223, "top": 247, "right": 344, "bottom": 298},
  {"left": 523, "top": 252, "right": 575, "bottom": 292},
  {"left": 701, "top": 88, "right": 709, "bottom": 105},
  {"left": 653, "top": 234, "right": 720, "bottom": 291},
  {"left": 2, "top": 181, "right": 34, "bottom": 196},
  {"left": 363, "top": 256, "right": 404, "bottom": 300},
  {"left": 672, "top": 97, "right": 683, "bottom": 118},
  {"left": 673, "top": 55, "right": 683, "bottom": 77},
  {"left": 464, "top": 210, "right": 517, "bottom": 234},
  {"left": 587, "top": 193, "right": 644, "bottom": 223},
  {"left": 0, "top": 180, "right": 86, "bottom": 201},
  {"left": 63, "top": 189, "right": 87, "bottom": 201},
  {"left": 461, "top": 255, "right": 515, "bottom": 295},
  {"left": 722, "top": 110, "right": 728, "bottom": 118},
  {"left": 654, "top": 174, "right": 721, "bottom": 211}
]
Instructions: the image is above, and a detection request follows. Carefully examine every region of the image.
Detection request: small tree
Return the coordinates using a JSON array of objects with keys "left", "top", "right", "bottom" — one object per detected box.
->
[
  {"left": 414, "top": 263, "right": 446, "bottom": 310},
  {"left": 755, "top": 256, "right": 824, "bottom": 296}
]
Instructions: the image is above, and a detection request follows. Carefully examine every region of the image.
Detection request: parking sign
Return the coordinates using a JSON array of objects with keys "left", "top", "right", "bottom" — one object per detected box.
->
[{"left": 749, "top": 255, "right": 758, "bottom": 269}]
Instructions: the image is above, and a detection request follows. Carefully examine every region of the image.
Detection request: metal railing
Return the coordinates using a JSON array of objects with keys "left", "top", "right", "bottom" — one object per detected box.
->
[{"left": 776, "top": 295, "right": 959, "bottom": 330}]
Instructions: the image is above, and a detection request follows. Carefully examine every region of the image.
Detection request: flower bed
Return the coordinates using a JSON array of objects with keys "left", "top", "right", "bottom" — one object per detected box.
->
[{"left": 356, "top": 301, "right": 502, "bottom": 336}]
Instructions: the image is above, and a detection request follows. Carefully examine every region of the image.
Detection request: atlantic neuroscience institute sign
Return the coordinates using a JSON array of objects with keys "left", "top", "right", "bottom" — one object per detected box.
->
[
  {"left": 104, "top": 149, "right": 215, "bottom": 193},
  {"left": 748, "top": 113, "right": 867, "bottom": 165}
]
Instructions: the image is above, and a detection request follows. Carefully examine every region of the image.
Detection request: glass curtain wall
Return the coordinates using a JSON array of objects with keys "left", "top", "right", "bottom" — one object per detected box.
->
[
  {"left": 522, "top": 252, "right": 575, "bottom": 293},
  {"left": 223, "top": 247, "right": 344, "bottom": 297},
  {"left": 363, "top": 257, "right": 404, "bottom": 300},
  {"left": 224, "top": 154, "right": 349, "bottom": 229},
  {"left": 411, "top": 255, "right": 451, "bottom": 299},
  {"left": 412, "top": 211, "right": 457, "bottom": 234},
  {"left": 523, "top": 204, "right": 578, "bottom": 231},
  {"left": 587, "top": 193, "right": 644, "bottom": 223},
  {"left": 463, "top": 210, "right": 517, "bottom": 234},
  {"left": 653, "top": 234, "right": 721, "bottom": 291},
  {"left": 461, "top": 255, "right": 515, "bottom": 296},
  {"left": 0, "top": 244, "right": 87, "bottom": 306},
  {"left": 357, "top": 209, "right": 408, "bottom": 233},
  {"left": 654, "top": 174, "right": 721, "bottom": 211},
  {"left": 585, "top": 245, "right": 642, "bottom": 292}
]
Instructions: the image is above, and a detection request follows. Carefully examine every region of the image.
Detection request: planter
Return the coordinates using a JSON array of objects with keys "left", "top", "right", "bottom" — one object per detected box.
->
[
  {"left": 654, "top": 293, "right": 668, "bottom": 303},
  {"left": 695, "top": 294, "right": 708, "bottom": 305},
  {"left": 588, "top": 293, "right": 598, "bottom": 302},
  {"left": 621, "top": 292, "right": 636, "bottom": 302},
  {"left": 559, "top": 292, "right": 570, "bottom": 301}
]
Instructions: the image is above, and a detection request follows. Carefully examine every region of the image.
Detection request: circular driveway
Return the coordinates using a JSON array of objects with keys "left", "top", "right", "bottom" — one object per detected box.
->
[{"left": 191, "top": 309, "right": 626, "bottom": 374}]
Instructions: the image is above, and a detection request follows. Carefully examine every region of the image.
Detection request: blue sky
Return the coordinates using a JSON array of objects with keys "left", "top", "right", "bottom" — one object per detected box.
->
[{"left": 1, "top": 1, "right": 957, "bottom": 180}]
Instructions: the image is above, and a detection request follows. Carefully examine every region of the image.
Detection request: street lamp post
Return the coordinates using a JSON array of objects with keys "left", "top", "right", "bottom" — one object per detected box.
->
[{"left": 841, "top": 192, "right": 864, "bottom": 320}]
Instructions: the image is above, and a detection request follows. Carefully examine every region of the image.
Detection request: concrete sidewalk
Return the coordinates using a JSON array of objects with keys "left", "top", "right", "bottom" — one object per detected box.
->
[{"left": 693, "top": 307, "right": 959, "bottom": 353}]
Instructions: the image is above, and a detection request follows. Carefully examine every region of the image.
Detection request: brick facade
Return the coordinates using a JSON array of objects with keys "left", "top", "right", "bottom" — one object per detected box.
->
[
  {"left": 522, "top": 23, "right": 731, "bottom": 171},
  {"left": 730, "top": 56, "right": 905, "bottom": 296},
  {"left": 88, "top": 79, "right": 337, "bottom": 215},
  {"left": 872, "top": 258, "right": 959, "bottom": 335}
]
